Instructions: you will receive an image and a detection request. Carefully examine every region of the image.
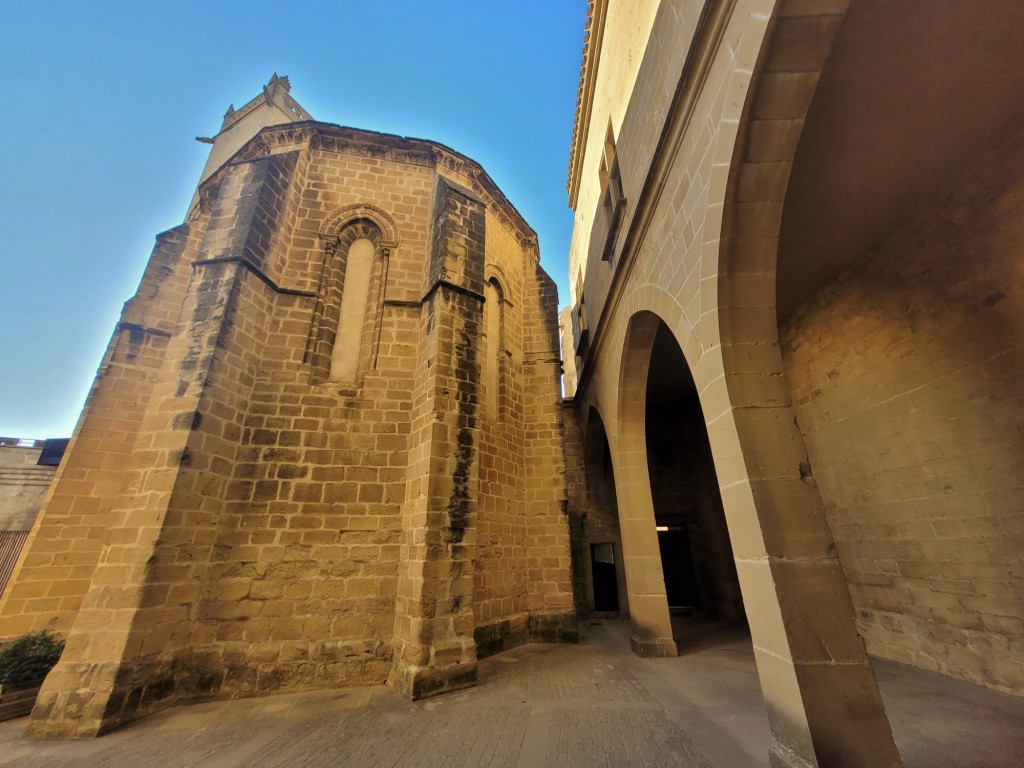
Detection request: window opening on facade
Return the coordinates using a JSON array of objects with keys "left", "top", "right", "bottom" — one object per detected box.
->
[
  {"left": 483, "top": 278, "right": 504, "bottom": 420},
  {"left": 329, "top": 237, "right": 374, "bottom": 382},
  {"left": 597, "top": 122, "right": 624, "bottom": 262}
]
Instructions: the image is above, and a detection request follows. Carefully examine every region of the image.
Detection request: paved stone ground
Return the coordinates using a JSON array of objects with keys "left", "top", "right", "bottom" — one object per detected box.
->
[{"left": 1, "top": 620, "right": 1021, "bottom": 767}]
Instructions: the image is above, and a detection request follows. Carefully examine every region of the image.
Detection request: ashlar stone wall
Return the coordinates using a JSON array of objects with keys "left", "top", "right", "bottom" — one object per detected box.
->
[
  {"left": 0, "top": 122, "right": 575, "bottom": 737},
  {"left": 781, "top": 125, "right": 1024, "bottom": 694}
]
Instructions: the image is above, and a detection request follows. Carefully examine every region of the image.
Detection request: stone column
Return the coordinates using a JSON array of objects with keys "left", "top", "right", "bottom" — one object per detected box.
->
[
  {"left": 705, "top": 339, "right": 901, "bottom": 767},
  {"left": 719, "top": 401, "right": 901, "bottom": 768},
  {"left": 611, "top": 443, "right": 677, "bottom": 657},
  {"left": 613, "top": 315, "right": 677, "bottom": 657}
]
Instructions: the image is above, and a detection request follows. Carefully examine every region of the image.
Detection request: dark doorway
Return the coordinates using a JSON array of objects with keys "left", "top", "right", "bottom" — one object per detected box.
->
[
  {"left": 580, "top": 409, "right": 629, "bottom": 618},
  {"left": 657, "top": 527, "right": 699, "bottom": 609},
  {"left": 590, "top": 543, "right": 619, "bottom": 612}
]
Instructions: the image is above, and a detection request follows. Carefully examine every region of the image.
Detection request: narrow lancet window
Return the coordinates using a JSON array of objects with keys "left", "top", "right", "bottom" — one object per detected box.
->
[
  {"left": 330, "top": 237, "right": 374, "bottom": 382},
  {"left": 483, "top": 278, "right": 504, "bottom": 419}
]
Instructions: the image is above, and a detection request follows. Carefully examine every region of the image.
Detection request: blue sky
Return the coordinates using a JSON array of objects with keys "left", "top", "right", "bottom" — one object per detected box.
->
[{"left": 1, "top": 1, "right": 587, "bottom": 438}]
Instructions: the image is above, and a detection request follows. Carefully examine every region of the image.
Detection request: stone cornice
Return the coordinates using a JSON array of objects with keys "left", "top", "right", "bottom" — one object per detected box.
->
[
  {"left": 192, "top": 256, "right": 317, "bottom": 298},
  {"left": 567, "top": 0, "right": 608, "bottom": 210},
  {"left": 197, "top": 121, "right": 540, "bottom": 254}
]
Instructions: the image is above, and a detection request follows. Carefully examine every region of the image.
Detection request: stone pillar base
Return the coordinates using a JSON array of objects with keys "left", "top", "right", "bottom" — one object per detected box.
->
[
  {"left": 389, "top": 660, "right": 478, "bottom": 701},
  {"left": 528, "top": 611, "right": 579, "bottom": 644},
  {"left": 475, "top": 611, "right": 579, "bottom": 657},
  {"left": 26, "top": 654, "right": 224, "bottom": 739},
  {"left": 25, "top": 660, "right": 120, "bottom": 739},
  {"left": 630, "top": 635, "right": 678, "bottom": 658}
]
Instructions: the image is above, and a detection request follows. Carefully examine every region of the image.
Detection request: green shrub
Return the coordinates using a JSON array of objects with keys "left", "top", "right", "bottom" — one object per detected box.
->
[{"left": 0, "top": 631, "right": 65, "bottom": 687}]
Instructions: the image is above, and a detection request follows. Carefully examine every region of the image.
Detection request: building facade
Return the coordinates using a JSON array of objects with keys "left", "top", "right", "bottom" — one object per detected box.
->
[
  {"left": 0, "top": 439, "right": 64, "bottom": 596},
  {"left": 4, "top": 3, "right": 1024, "bottom": 764},
  {"left": 0, "top": 82, "right": 574, "bottom": 737},
  {"left": 564, "top": 1, "right": 1024, "bottom": 766}
]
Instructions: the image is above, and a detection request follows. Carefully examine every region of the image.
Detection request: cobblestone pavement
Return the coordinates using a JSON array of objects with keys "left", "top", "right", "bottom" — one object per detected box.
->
[{"left": 1, "top": 620, "right": 1022, "bottom": 768}]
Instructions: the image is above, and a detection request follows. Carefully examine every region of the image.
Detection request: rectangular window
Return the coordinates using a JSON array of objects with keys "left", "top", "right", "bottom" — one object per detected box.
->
[{"left": 589, "top": 123, "right": 626, "bottom": 264}]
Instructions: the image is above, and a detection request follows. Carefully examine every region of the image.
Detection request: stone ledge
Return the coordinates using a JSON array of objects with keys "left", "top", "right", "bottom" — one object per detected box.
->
[{"left": 0, "top": 682, "right": 41, "bottom": 722}]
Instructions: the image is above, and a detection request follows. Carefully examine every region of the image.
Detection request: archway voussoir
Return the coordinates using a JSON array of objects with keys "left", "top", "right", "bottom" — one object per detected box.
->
[
  {"left": 691, "top": 348, "right": 725, "bottom": 394},
  {"left": 730, "top": 406, "right": 810, "bottom": 480},
  {"left": 718, "top": 237, "right": 779, "bottom": 274},
  {"left": 682, "top": 332, "right": 704, "bottom": 377},
  {"left": 699, "top": 239, "right": 722, "bottom": 281},
  {"left": 718, "top": 305, "right": 778, "bottom": 347},
  {"left": 776, "top": 0, "right": 849, "bottom": 18},
  {"left": 723, "top": 370, "right": 793, "bottom": 409},
  {"left": 764, "top": 15, "right": 845, "bottom": 75},
  {"left": 736, "top": 161, "right": 793, "bottom": 202},
  {"left": 752, "top": 72, "right": 820, "bottom": 121},
  {"left": 700, "top": 308, "right": 722, "bottom": 348},
  {"left": 731, "top": 201, "right": 784, "bottom": 239},
  {"left": 713, "top": 116, "right": 742, "bottom": 165},
  {"left": 708, "top": 161, "right": 732, "bottom": 204},
  {"left": 720, "top": 339, "right": 786, "bottom": 377},
  {"left": 745, "top": 118, "right": 805, "bottom": 164},
  {"left": 703, "top": 203, "right": 725, "bottom": 252},
  {"left": 719, "top": 270, "right": 776, "bottom": 309}
]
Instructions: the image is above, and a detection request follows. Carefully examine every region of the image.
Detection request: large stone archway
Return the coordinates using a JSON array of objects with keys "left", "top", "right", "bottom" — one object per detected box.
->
[
  {"left": 710, "top": 4, "right": 905, "bottom": 767},
  {"left": 685, "top": 0, "right": 1024, "bottom": 762},
  {"left": 612, "top": 309, "right": 748, "bottom": 651},
  {"left": 749, "top": 0, "right": 1024, "bottom": 697},
  {"left": 568, "top": 0, "right": 1023, "bottom": 763},
  {"left": 612, "top": 310, "right": 677, "bottom": 658},
  {"left": 564, "top": 1, "right": 904, "bottom": 762}
]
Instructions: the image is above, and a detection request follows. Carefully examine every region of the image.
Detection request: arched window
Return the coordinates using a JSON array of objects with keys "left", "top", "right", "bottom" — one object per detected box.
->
[
  {"left": 330, "top": 237, "right": 374, "bottom": 382},
  {"left": 306, "top": 218, "right": 391, "bottom": 385},
  {"left": 483, "top": 277, "right": 504, "bottom": 420}
]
